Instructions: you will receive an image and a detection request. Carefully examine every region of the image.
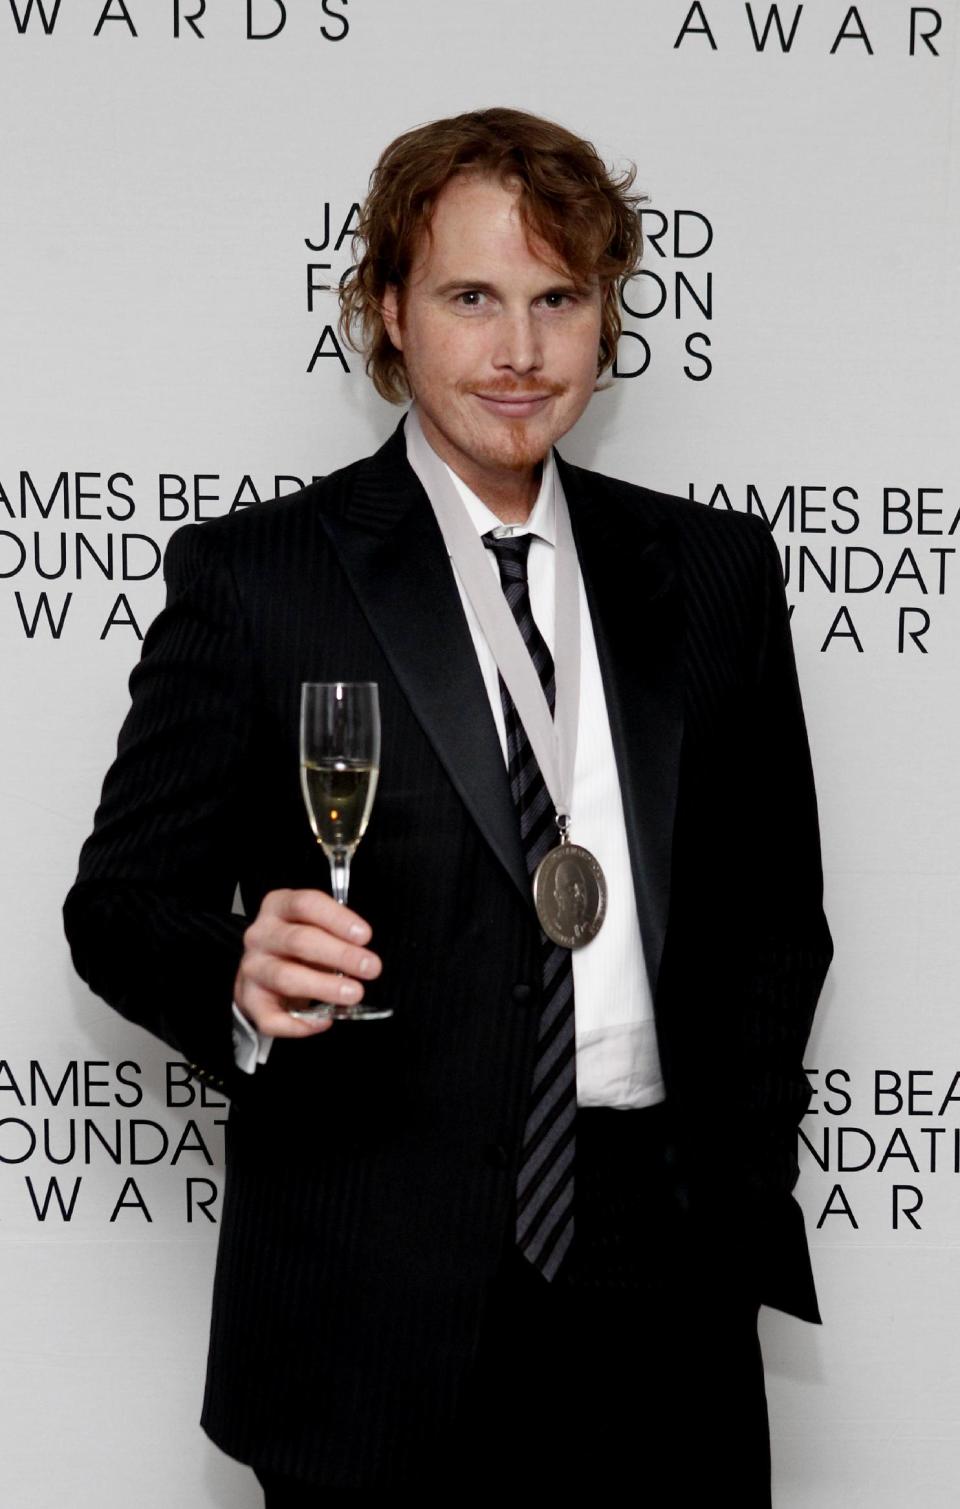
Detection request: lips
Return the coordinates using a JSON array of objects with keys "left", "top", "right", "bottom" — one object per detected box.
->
[{"left": 473, "top": 391, "right": 555, "bottom": 418}]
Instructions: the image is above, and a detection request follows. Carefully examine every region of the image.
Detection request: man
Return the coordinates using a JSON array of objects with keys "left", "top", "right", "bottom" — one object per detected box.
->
[{"left": 64, "top": 108, "right": 833, "bottom": 1505}]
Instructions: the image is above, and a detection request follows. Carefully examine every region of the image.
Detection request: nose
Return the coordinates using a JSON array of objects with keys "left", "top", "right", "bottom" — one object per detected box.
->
[{"left": 492, "top": 306, "right": 543, "bottom": 376}]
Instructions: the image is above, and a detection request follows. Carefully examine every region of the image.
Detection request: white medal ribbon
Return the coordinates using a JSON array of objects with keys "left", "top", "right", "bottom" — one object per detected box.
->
[{"left": 405, "top": 403, "right": 581, "bottom": 834}]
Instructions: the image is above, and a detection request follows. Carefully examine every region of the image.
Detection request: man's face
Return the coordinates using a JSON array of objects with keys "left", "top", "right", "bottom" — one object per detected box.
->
[
  {"left": 554, "top": 860, "right": 588, "bottom": 935},
  {"left": 380, "top": 173, "right": 603, "bottom": 505}
]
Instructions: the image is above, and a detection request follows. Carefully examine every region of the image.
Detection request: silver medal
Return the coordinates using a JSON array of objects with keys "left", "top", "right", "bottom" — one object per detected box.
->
[{"left": 533, "top": 841, "right": 607, "bottom": 949}]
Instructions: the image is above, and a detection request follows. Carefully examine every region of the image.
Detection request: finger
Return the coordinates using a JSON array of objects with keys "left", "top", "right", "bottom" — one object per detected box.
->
[
  {"left": 274, "top": 921, "right": 381, "bottom": 981},
  {"left": 267, "top": 888, "right": 373, "bottom": 944},
  {"left": 247, "top": 898, "right": 381, "bottom": 979},
  {"left": 244, "top": 955, "right": 367, "bottom": 1009},
  {"left": 236, "top": 983, "right": 335, "bottom": 1038},
  {"left": 243, "top": 915, "right": 379, "bottom": 982}
]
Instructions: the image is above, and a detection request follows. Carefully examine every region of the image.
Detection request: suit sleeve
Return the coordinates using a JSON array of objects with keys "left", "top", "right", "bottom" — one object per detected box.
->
[
  {"left": 739, "top": 520, "right": 834, "bottom": 1199},
  {"left": 63, "top": 522, "right": 257, "bottom": 1092}
]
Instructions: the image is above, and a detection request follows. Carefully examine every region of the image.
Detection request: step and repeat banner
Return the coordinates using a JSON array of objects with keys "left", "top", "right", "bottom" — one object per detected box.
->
[{"left": 2, "top": 2, "right": 957, "bottom": 1504}]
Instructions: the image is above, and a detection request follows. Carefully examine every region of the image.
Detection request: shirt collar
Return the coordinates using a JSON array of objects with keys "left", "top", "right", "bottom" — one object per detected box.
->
[{"left": 405, "top": 401, "right": 557, "bottom": 548}]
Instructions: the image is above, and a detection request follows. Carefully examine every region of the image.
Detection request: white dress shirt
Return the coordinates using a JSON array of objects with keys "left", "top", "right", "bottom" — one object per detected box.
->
[{"left": 234, "top": 411, "right": 665, "bottom": 1108}]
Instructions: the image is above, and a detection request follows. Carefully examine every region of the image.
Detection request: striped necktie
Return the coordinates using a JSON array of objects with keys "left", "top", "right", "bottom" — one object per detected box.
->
[{"left": 482, "top": 529, "right": 576, "bottom": 1283}]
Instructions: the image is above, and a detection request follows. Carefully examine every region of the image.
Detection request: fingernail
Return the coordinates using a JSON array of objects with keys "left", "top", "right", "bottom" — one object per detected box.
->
[
  {"left": 348, "top": 923, "right": 368, "bottom": 941},
  {"left": 340, "top": 980, "right": 361, "bottom": 1001}
]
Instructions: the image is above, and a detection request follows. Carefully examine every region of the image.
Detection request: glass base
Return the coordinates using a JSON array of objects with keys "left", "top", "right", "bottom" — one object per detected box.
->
[
  {"left": 289, "top": 1000, "right": 393, "bottom": 1023},
  {"left": 329, "top": 1002, "right": 393, "bottom": 1021}
]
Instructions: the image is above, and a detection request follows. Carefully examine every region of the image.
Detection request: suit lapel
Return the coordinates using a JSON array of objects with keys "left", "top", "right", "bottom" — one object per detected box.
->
[
  {"left": 557, "top": 453, "right": 684, "bottom": 1000},
  {"left": 316, "top": 419, "right": 685, "bottom": 984},
  {"left": 317, "top": 418, "right": 532, "bottom": 909}
]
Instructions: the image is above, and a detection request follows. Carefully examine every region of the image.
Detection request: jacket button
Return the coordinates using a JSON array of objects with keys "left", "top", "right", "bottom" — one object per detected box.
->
[
  {"left": 512, "top": 983, "right": 533, "bottom": 1005},
  {"left": 484, "top": 1143, "right": 510, "bottom": 1169}
]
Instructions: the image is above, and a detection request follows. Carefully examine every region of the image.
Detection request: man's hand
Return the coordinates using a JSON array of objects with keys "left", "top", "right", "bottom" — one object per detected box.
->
[{"left": 233, "top": 888, "right": 382, "bottom": 1038}]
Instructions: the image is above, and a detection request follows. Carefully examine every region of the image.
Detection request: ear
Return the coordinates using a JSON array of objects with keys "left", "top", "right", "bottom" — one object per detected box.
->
[{"left": 381, "top": 284, "right": 403, "bottom": 352}]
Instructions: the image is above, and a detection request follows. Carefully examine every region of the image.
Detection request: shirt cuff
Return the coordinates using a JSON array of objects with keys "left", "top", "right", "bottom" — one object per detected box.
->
[{"left": 231, "top": 1002, "right": 274, "bottom": 1074}]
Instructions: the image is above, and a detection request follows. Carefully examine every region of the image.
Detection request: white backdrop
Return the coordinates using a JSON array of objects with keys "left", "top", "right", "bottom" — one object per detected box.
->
[{"left": 2, "top": 2, "right": 958, "bottom": 1504}]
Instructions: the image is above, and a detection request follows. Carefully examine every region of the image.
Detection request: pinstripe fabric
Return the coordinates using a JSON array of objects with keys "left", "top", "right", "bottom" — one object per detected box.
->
[
  {"left": 482, "top": 532, "right": 575, "bottom": 1282},
  {"left": 62, "top": 417, "right": 833, "bottom": 1488}
]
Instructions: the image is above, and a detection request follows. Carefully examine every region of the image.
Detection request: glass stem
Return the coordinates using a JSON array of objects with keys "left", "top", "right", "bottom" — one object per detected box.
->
[{"left": 329, "top": 848, "right": 352, "bottom": 906}]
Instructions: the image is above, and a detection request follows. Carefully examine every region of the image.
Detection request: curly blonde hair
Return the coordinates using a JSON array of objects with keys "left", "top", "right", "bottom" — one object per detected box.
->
[{"left": 339, "top": 107, "right": 646, "bottom": 403}]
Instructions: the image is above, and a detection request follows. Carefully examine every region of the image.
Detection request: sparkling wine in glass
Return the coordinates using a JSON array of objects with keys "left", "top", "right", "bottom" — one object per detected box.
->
[{"left": 295, "top": 681, "right": 390, "bottom": 1021}]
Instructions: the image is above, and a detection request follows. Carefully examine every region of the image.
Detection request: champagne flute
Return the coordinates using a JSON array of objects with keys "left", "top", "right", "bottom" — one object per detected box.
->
[{"left": 294, "top": 681, "right": 390, "bottom": 1021}]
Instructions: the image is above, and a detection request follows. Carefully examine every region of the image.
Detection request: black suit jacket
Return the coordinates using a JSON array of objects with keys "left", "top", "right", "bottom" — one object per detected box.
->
[{"left": 63, "top": 415, "right": 833, "bottom": 1488}]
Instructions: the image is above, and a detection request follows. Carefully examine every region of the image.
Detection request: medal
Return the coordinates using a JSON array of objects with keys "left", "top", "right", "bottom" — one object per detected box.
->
[{"left": 533, "top": 836, "right": 608, "bottom": 949}]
